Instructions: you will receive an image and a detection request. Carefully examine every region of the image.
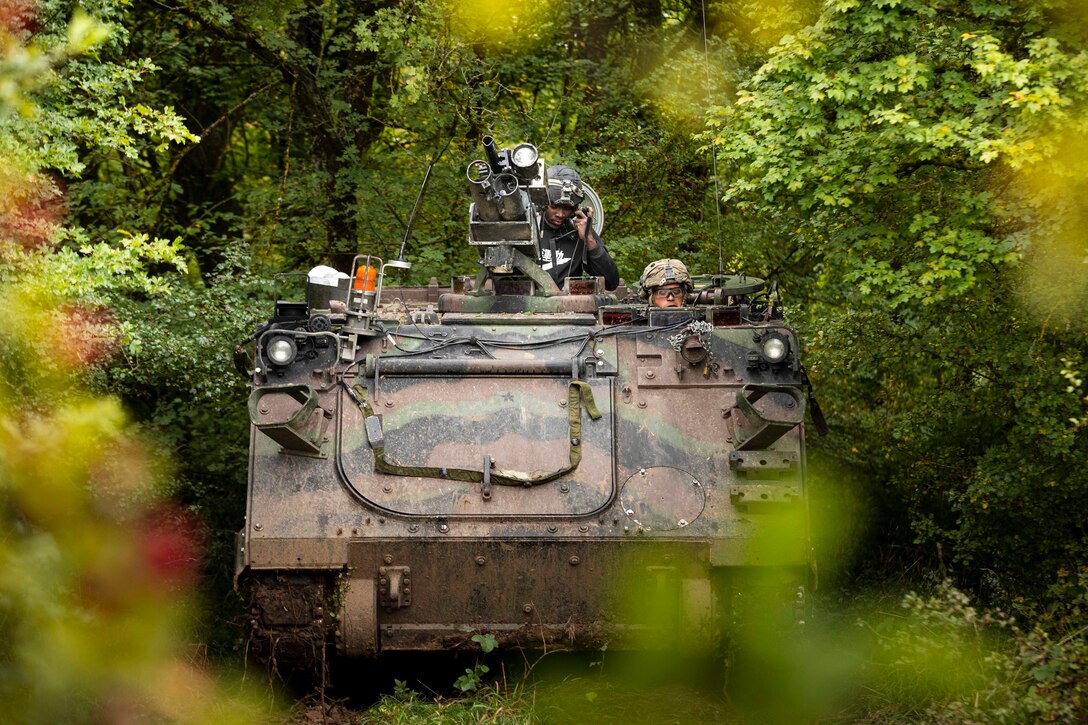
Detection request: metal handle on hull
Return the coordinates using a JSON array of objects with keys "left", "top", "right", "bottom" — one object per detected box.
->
[{"left": 346, "top": 381, "right": 601, "bottom": 487}]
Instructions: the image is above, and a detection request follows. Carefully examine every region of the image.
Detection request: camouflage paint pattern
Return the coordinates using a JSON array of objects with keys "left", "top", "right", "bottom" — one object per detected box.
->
[{"left": 239, "top": 278, "right": 813, "bottom": 673}]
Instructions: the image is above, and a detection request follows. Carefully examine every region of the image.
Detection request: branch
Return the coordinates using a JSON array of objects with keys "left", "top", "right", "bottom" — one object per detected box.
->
[{"left": 153, "top": 79, "right": 277, "bottom": 213}]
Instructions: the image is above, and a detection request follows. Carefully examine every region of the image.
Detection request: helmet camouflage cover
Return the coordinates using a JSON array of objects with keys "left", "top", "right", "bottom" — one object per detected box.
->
[
  {"left": 546, "top": 165, "right": 585, "bottom": 207},
  {"left": 639, "top": 258, "right": 691, "bottom": 299}
]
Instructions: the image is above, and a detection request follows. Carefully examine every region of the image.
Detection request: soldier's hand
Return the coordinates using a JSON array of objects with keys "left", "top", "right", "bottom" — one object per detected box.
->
[{"left": 571, "top": 209, "right": 589, "bottom": 240}]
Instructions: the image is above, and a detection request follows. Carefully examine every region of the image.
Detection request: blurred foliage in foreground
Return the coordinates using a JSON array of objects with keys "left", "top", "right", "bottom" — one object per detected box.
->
[
  {"left": 723, "top": 575, "right": 1088, "bottom": 723},
  {"left": 0, "top": 289, "right": 275, "bottom": 722},
  {"left": 354, "top": 576, "right": 1087, "bottom": 723},
  {"left": 0, "top": 5, "right": 274, "bottom": 722}
]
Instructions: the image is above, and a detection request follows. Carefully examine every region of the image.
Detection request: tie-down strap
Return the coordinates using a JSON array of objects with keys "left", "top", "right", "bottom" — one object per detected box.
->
[{"left": 347, "top": 381, "right": 601, "bottom": 487}]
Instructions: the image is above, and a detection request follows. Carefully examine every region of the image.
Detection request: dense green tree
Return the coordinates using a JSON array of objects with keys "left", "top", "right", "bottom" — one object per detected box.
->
[
  {"left": 716, "top": 0, "right": 1088, "bottom": 596},
  {"left": 65, "top": 0, "right": 749, "bottom": 285},
  {"left": 0, "top": 4, "right": 274, "bottom": 719}
]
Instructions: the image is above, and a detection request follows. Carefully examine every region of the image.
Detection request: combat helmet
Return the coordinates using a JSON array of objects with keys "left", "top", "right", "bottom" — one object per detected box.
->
[
  {"left": 639, "top": 258, "right": 692, "bottom": 300},
  {"left": 546, "top": 165, "right": 585, "bottom": 208}
]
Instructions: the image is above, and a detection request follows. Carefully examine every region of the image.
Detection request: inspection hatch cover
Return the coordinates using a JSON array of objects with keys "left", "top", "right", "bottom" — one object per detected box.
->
[{"left": 620, "top": 466, "right": 705, "bottom": 531}]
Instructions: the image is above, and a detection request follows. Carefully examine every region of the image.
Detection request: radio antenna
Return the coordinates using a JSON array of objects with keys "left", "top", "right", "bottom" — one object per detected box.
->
[
  {"left": 701, "top": 0, "right": 725, "bottom": 277},
  {"left": 392, "top": 133, "right": 455, "bottom": 269}
]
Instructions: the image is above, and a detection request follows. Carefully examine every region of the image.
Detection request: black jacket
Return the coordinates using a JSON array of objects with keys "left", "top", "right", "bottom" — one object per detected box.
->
[{"left": 537, "top": 221, "right": 620, "bottom": 291}]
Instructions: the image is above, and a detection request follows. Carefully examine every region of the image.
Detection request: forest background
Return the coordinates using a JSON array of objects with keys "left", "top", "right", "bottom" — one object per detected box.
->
[{"left": 1, "top": 0, "right": 1087, "bottom": 721}]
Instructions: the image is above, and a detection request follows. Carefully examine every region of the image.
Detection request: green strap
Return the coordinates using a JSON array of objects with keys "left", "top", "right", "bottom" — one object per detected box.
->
[{"left": 349, "top": 381, "right": 601, "bottom": 487}]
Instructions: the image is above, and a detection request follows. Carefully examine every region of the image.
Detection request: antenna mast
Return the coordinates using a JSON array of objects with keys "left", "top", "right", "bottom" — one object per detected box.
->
[{"left": 701, "top": 0, "right": 725, "bottom": 277}]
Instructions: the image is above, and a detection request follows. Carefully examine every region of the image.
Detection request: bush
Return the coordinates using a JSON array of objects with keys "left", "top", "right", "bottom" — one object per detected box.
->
[{"left": 853, "top": 576, "right": 1088, "bottom": 723}]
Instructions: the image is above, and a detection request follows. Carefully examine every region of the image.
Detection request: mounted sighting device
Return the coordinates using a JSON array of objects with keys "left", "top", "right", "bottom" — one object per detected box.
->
[{"left": 465, "top": 135, "right": 604, "bottom": 302}]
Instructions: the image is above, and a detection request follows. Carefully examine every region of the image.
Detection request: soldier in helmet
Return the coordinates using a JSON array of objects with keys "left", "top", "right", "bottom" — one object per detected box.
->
[
  {"left": 538, "top": 165, "right": 620, "bottom": 291},
  {"left": 639, "top": 258, "right": 692, "bottom": 308}
]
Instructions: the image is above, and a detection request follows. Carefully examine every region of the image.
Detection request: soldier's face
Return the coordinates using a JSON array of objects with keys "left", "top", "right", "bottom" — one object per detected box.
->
[
  {"left": 545, "top": 203, "right": 575, "bottom": 227},
  {"left": 652, "top": 285, "right": 684, "bottom": 307}
]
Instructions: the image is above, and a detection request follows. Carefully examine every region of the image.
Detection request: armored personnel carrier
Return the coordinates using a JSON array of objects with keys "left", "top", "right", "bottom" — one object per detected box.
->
[{"left": 235, "top": 138, "right": 819, "bottom": 675}]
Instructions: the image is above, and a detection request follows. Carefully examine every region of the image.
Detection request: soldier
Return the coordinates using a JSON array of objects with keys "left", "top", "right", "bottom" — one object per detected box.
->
[
  {"left": 538, "top": 165, "right": 620, "bottom": 290},
  {"left": 639, "top": 258, "right": 692, "bottom": 308}
]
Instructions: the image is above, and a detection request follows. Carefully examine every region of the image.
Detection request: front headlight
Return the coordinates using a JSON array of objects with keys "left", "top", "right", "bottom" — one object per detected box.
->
[
  {"left": 761, "top": 332, "right": 789, "bottom": 363},
  {"left": 266, "top": 335, "right": 297, "bottom": 366}
]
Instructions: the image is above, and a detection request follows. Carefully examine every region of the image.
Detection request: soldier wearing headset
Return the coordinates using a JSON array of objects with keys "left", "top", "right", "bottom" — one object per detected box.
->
[{"left": 537, "top": 165, "right": 619, "bottom": 291}]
